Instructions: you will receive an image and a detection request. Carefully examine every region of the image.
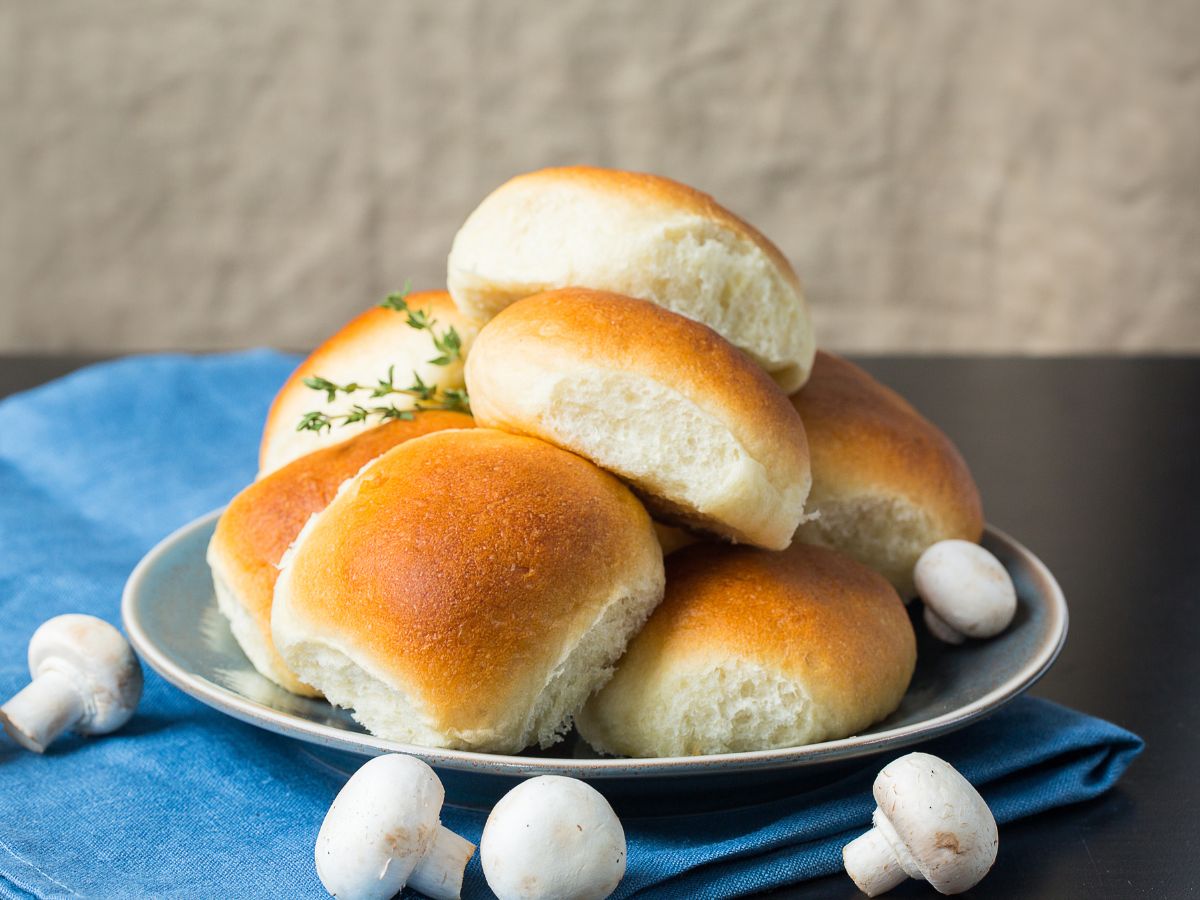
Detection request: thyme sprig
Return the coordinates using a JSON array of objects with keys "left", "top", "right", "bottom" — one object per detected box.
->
[
  {"left": 379, "top": 284, "right": 463, "bottom": 366},
  {"left": 297, "top": 405, "right": 416, "bottom": 433},
  {"left": 296, "top": 368, "right": 471, "bottom": 434},
  {"left": 296, "top": 284, "right": 470, "bottom": 433}
]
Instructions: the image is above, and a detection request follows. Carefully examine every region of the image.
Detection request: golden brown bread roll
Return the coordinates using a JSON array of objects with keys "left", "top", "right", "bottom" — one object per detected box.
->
[
  {"left": 792, "top": 352, "right": 984, "bottom": 597},
  {"left": 576, "top": 541, "right": 916, "bottom": 757},
  {"left": 271, "top": 428, "right": 665, "bottom": 752},
  {"left": 465, "top": 288, "right": 812, "bottom": 550},
  {"left": 258, "top": 291, "right": 479, "bottom": 475},
  {"left": 208, "top": 412, "right": 475, "bottom": 696},
  {"left": 447, "top": 166, "right": 816, "bottom": 391}
]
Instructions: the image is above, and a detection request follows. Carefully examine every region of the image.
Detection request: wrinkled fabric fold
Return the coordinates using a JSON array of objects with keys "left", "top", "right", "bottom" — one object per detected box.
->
[{"left": 0, "top": 354, "right": 1142, "bottom": 899}]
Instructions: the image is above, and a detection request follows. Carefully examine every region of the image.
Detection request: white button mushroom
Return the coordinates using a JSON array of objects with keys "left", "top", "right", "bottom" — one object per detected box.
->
[
  {"left": 0, "top": 614, "right": 143, "bottom": 753},
  {"left": 481, "top": 775, "right": 626, "bottom": 900},
  {"left": 842, "top": 752, "right": 998, "bottom": 896},
  {"left": 315, "top": 754, "right": 475, "bottom": 900},
  {"left": 914, "top": 540, "right": 1017, "bottom": 644}
]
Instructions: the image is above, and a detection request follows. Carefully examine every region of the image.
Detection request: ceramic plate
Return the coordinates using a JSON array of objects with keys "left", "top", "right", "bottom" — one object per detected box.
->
[{"left": 122, "top": 510, "right": 1067, "bottom": 811}]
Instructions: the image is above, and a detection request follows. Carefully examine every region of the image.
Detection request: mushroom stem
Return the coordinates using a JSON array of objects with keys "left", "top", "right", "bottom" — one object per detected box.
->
[
  {"left": 843, "top": 825, "right": 908, "bottom": 897},
  {"left": 0, "top": 669, "right": 86, "bottom": 753},
  {"left": 922, "top": 606, "right": 965, "bottom": 645},
  {"left": 408, "top": 826, "right": 476, "bottom": 900}
]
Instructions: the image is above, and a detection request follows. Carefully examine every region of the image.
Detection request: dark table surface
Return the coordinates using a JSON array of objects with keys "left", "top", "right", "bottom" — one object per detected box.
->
[{"left": 3, "top": 354, "right": 1198, "bottom": 899}]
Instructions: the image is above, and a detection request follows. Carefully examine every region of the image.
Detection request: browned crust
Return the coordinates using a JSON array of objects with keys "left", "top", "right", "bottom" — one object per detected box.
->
[
  {"left": 506, "top": 166, "right": 801, "bottom": 290},
  {"left": 792, "top": 351, "right": 983, "bottom": 540},
  {"left": 657, "top": 547, "right": 907, "bottom": 686},
  {"left": 282, "top": 428, "right": 660, "bottom": 734},
  {"left": 259, "top": 291, "right": 463, "bottom": 470},
  {"left": 620, "top": 541, "right": 916, "bottom": 719},
  {"left": 212, "top": 411, "right": 475, "bottom": 664},
  {"left": 471, "top": 288, "right": 808, "bottom": 481}
]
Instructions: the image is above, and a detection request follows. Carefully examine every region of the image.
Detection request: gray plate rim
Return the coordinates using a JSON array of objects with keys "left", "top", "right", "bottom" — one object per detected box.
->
[{"left": 122, "top": 508, "right": 1068, "bottom": 779}]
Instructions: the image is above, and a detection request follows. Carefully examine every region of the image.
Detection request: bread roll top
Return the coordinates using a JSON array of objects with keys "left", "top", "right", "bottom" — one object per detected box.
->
[
  {"left": 466, "top": 288, "right": 811, "bottom": 547},
  {"left": 619, "top": 541, "right": 914, "bottom": 708},
  {"left": 447, "top": 166, "right": 815, "bottom": 390},
  {"left": 273, "top": 427, "right": 664, "bottom": 739},
  {"left": 794, "top": 352, "right": 983, "bottom": 535},
  {"left": 652, "top": 540, "right": 912, "bottom": 672},
  {"left": 472, "top": 289, "right": 805, "bottom": 473},
  {"left": 578, "top": 541, "right": 916, "bottom": 757},
  {"left": 494, "top": 166, "right": 803, "bottom": 287},
  {"left": 792, "top": 352, "right": 983, "bottom": 593}
]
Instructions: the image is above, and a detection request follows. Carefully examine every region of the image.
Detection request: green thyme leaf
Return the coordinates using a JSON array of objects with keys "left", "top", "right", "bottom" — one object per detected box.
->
[
  {"left": 296, "top": 410, "right": 333, "bottom": 433},
  {"left": 369, "top": 366, "right": 397, "bottom": 398},
  {"left": 302, "top": 375, "right": 361, "bottom": 403},
  {"left": 439, "top": 388, "right": 471, "bottom": 413},
  {"left": 379, "top": 282, "right": 413, "bottom": 312}
]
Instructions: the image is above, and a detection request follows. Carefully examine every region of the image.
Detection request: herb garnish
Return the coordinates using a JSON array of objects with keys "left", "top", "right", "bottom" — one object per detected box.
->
[{"left": 297, "top": 284, "right": 470, "bottom": 433}]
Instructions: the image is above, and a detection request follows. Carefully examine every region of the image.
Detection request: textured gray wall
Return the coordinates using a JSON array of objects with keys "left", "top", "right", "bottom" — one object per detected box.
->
[{"left": 2, "top": 0, "right": 1198, "bottom": 353}]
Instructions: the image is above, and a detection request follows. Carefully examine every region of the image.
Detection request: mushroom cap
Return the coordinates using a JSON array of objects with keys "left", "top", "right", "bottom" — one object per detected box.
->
[
  {"left": 27, "top": 614, "right": 142, "bottom": 734},
  {"left": 481, "top": 775, "right": 626, "bottom": 900},
  {"left": 315, "top": 754, "right": 444, "bottom": 900},
  {"left": 872, "top": 752, "right": 998, "bottom": 894},
  {"left": 913, "top": 540, "right": 1017, "bottom": 639}
]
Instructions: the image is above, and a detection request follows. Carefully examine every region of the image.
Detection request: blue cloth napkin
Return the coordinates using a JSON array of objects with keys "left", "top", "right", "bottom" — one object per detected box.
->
[{"left": 0, "top": 353, "right": 1143, "bottom": 899}]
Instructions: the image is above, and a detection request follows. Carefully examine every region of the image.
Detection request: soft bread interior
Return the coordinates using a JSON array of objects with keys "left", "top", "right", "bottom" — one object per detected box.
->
[
  {"left": 796, "top": 492, "right": 934, "bottom": 599},
  {"left": 274, "top": 640, "right": 449, "bottom": 746},
  {"left": 481, "top": 367, "right": 806, "bottom": 549},
  {"left": 519, "top": 575, "right": 662, "bottom": 749},
  {"left": 577, "top": 656, "right": 846, "bottom": 757},
  {"left": 627, "top": 219, "right": 810, "bottom": 389},
  {"left": 206, "top": 541, "right": 320, "bottom": 697}
]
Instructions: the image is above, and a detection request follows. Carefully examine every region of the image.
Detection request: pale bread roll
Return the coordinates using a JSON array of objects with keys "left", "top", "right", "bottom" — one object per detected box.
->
[
  {"left": 447, "top": 166, "right": 816, "bottom": 391},
  {"left": 271, "top": 428, "right": 665, "bottom": 753},
  {"left": 465, "top": 289, "right": 812, "bottom": 550},
  {"left": 259, "top": 291, "right": 479, "bottom": 475},
  {"left": 792, "top": 352, "right": 984, "bottom": 597},
  {"left": 208, "top": 412, "right": 474, "bottom": 696},
  {"left": 577, "top": 542, "right": 916, "bottom": 757}
]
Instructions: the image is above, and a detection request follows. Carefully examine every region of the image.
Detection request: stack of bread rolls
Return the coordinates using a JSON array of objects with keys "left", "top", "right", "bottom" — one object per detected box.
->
[{"left": 210, "top": 166, "right": 984, "bottom": 757}]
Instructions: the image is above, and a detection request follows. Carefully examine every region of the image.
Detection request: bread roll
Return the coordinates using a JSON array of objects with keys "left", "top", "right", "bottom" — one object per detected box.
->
[
  {"left": 576, "top": 542, "right": 916, "bottom": 757},
  {"left": 447, "top": 166, "right": 816, "bottom": 391},
  {"left": 271, "top": 428, "right": 665, "bottom": 753},
  {"left": 465, "top": 289, "right": 812, "bottom": 550},
  {"left": 208, "top": 412, "right": 474, "bottom": 696},
  {"left": 792, "top": 352, "right": 984, "bottom": 597},
  {"left": 259, "top": 291, "right": 479, "bottom": 475}
]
